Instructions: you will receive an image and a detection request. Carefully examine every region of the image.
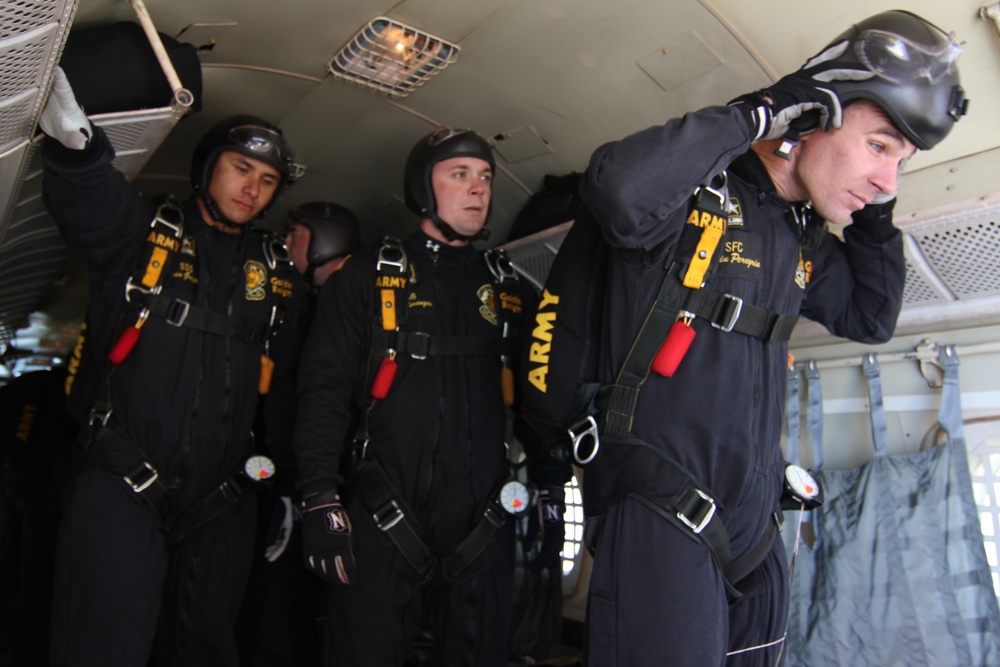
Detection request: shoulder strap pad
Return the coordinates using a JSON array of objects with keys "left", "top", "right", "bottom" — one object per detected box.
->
[{"left": 125, "top": 197, "right": 186, "bottom": 306}]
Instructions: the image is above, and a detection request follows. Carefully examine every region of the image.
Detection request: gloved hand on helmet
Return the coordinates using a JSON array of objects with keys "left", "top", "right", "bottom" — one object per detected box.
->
[
  {"left": 300, "top": 490, "right": 356, "bottom": 584},
  {"left": 39, "top": 66, "right": 91, "bottom": 150},
  {"left": 850, "top": 196, "right": 899, "bottom": 244},
  {"left": 729, "top": 40, "right": 875, "bottom": 143},
  {"left": 523, "top": 485, "right": 566, "bottom": 573}
]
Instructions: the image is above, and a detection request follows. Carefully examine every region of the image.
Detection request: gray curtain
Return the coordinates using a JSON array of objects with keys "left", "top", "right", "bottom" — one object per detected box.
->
[{"left": 782, "top": 347, "right": 1000, "bottom": 667}]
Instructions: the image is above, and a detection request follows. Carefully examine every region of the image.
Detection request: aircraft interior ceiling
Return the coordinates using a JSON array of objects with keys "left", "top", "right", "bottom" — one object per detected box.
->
[{"left": 2, "top": 0, "right": 1000, "bottom": 380}]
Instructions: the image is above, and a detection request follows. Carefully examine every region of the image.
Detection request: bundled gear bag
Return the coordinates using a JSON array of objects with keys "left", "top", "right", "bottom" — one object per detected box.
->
[{"left": 783, "top": 349, "right": 1000, "bottom": 666}]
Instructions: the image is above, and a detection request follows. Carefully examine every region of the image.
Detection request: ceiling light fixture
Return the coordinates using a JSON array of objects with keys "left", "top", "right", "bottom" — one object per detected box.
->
[{"left": 328, "top": 17, "right": 459, "bottom": 97}]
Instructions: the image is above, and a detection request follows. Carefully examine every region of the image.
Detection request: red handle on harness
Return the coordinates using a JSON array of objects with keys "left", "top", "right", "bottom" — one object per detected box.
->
[
  {"left": 371, "top": 354, "right": 398, "bottom": 399},
  {"left": 108, "top": 325, "right": 142, "bottom": 365},
  {"left": 651, "top": 319, "right": 696, "bottom": 378}
]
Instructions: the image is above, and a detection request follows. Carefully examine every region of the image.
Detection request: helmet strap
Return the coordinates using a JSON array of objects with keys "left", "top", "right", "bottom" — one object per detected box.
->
[
  {"left": 200, "top": 192, "right": 245, "bottom": 230},
  {"left": 431, "top": 214, "right": 490, "bottom": 244}
]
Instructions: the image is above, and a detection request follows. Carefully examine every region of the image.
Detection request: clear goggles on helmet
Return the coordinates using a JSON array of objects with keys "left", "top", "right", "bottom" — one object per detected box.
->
[
  {"left": 428, "top": 126, "right": 470, "bottom": 146},
  {"left": 854, "top": 27, "right": 962, "bottom": 84},
  {"left": 228, "top": 125, "right": 307, "bottom": 182}
]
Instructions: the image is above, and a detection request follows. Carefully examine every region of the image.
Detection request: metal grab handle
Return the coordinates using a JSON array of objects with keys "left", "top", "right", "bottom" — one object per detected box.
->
[{"left": 127, "top": 0, "right": 195, "bottom": 109}]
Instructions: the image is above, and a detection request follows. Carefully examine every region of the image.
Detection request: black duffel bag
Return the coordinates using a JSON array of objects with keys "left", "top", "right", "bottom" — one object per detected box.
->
[{"left": 60, "top": 21, "right": 202, "bottom": 114}]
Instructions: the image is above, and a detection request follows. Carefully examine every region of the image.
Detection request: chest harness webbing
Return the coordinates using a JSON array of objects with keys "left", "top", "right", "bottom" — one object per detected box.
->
[
  {"left": 574, "top": 175, "right": 801, "bottom": 589},
  {"left": 351, "top": 236, "right": 521, "bottom": 583},
  {"left": 83, "top": 198, "right": 293, "bottom": 542}
]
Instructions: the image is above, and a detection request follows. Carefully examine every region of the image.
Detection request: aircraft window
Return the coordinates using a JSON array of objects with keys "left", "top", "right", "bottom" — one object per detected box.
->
[
  {"left": 971, "top": 451, "right": 1000, "bottom": 596},
  {"left": 562, "top": 474, "right": 585, "bottom": 575}
]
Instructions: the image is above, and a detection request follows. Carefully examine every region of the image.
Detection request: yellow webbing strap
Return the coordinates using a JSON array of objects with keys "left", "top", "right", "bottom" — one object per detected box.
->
[
  {"left": 141, "top": 246, "right": 170, "bottom": 289},
  {"left": 682, "top": 223, "right": 725, "bottom": 289},
  {"left": 380, "top": 288, "right": 397, "bottom": 331}
]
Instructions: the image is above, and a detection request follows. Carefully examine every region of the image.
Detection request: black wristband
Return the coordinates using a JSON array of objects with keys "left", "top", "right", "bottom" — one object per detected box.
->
[{"left": 728, "top": 93, "right": 768, "bottom": 141}]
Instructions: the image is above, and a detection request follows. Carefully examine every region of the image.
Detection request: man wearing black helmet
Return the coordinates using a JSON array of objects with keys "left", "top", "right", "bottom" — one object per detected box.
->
[
  {"left": 294, "top": 128, "right": 536, "bottom": 666},
  {"left": 577, "top": 10, "right": 966, "bottom": 667},
  {"left": 38, "top": 65, "right": 303, "bottom": 666},
  {"left": 238, "top": 201, "right": 361, "bottom": 667},
  {"left": 285, "top": 201, "right": 362, "bottom": 289}
]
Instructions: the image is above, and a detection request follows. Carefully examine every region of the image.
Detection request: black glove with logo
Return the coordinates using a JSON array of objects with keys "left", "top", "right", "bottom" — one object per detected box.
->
[
  {"left": 524, "top": 486, "right": 566, "bottom": 573},
  {"left": 300, "top": 490, "right": 356, "bottom": 584},
  {"left": 729, "top": 40, "right": 873, "bottom": 143}
]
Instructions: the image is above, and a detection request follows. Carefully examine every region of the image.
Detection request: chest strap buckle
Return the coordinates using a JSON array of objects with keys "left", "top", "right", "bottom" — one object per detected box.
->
[{"left": 711, "top": 294, "right": 743, "bottom": 333}]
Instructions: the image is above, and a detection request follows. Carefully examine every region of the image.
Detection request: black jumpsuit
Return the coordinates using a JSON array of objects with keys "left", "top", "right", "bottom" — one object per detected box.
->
[
  {"left": 42, "top": 130, "right": 297, "bottom": 666},
  {"left": 295, "top": 229, "right": 536, "bottom": 666},
  {"left": 578, "top": 106, "right": 904, "bottom": 666}
]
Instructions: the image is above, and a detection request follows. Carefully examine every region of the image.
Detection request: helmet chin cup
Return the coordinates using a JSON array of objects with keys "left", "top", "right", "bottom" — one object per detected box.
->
[
  {"left": 432, "top": 215, "right": 490, "bottom": 244},
  {"left": 201, "top": 192, "right": 248, "bottom": 229}
]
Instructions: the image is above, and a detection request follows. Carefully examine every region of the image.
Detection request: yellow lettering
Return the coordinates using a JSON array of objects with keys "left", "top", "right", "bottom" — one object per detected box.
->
[
  {"left": 527, "top": 305, "right": 560, "bottom": 394},
  {"left": 500, "top": 292, "right": 522, "bottom": 314},
  {"left": 532, "top": 311, "right": 557, "bottom": 342},
  {"left": 538, "top": 288, "right": 560, "bottom": 310},
  {"left": 270, "top": 276, "right": 293, "bottom": 298},
  {"left": 528, "top": 366, "right": 548, "bottom": 393},
  {"left": 686, "top": 210, "right": 726, "bottom": 230},
  {"left": 529, "top": 341, "right": 551, "bottom": 364},
  {"left": 65, "top": 326, "right": 87, "bottom": 396},
  {"left": 146, "top": 231, "right": 180, "bottom": 252},
  {"left": 375, "top": 276, "right": 407, "bottom": 289},
  {"left": 729, "top": 253, "right": 761, "bottom": 269},
  {"left": 697, "top": 212, "right": 725, "bottom": 230}
]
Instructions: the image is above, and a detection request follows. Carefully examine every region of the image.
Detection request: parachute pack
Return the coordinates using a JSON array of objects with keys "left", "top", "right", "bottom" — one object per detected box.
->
[{"left": 514, "top": 201, "right": 608, "bottom": 486}]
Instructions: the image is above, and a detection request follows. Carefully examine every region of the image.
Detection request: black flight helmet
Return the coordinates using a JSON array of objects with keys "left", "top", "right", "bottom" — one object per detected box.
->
[
  {"left": 286, "top": 201, "right": 361, "bottom": 269},
  {"left": 816, "top": 10, "right": 968, "bottom": 150},
  {"left": 190, "top": 114, "right": 306, "bottom": 226},
  {"left": 403, "top": 127, "right": 496, "bottom": 242}
]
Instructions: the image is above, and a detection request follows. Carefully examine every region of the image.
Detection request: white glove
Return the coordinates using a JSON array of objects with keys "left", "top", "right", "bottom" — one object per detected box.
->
[
  {"left": 39, "top": 66, "right": 91, "bottom": 150},
  {"left": 264, "top": 496, "right": 294, "bottom": 562}
]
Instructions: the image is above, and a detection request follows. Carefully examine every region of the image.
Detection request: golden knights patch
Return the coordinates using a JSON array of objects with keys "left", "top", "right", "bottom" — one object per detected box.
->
[
  {"left": 245, "top": 260, "right": 268, "bottom": 301},
  {"left": 477, "top": 284, "right": 498, "bottom": 325},
  {"left": 795, "top": 248, "right": 812, "bottom": 289}
]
